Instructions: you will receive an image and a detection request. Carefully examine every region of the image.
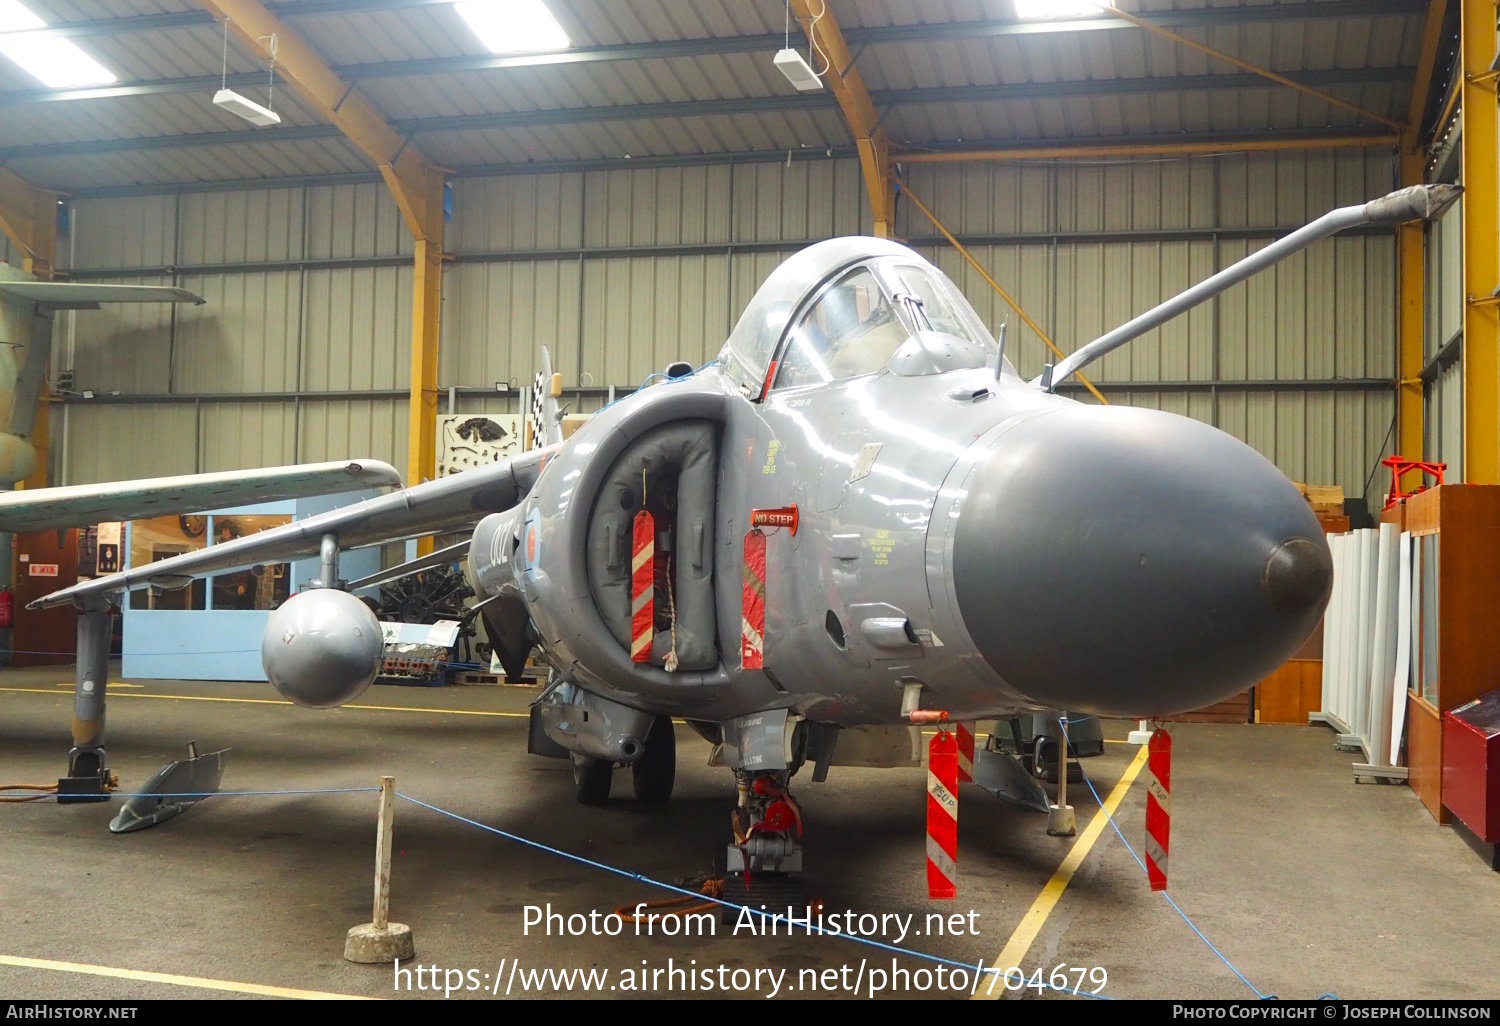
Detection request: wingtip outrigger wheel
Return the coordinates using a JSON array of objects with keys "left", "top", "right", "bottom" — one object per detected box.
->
[{"left": 58, "top": 596, "right": 115, "bottom": 804}]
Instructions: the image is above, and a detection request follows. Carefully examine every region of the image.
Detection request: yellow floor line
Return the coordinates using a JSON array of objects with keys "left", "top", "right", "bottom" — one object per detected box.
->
[
  {"left": 52, "top": 681, "right": 144, "bottom": 689},
  {"left": 0, "top": 954, "right": 373, "bottom": 1000},
  {"left": 0, "top": 686, "right": 528, "bottom": 718},
  {"left": 973, "top": 743, "right": 1150, "bottom": 1000}
]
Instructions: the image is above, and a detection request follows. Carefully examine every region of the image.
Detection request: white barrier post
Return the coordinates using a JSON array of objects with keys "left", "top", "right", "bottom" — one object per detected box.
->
[{"left": 344, "top": 775, "right": 416, "bottom": 963}]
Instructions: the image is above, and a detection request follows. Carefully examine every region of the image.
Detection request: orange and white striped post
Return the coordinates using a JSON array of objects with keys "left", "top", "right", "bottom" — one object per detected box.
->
[
  {"left": 1145, "top": 728, "right": 1171, "bottom": 891},
  {"left": 630, "top": 510, "right": 655, "bottom": 663},
  {"left": 956, "top": 722, "right": 975, "bottom": 783},
  {"left": 926, "top": 727, "right": 958, "bottom": 899}
]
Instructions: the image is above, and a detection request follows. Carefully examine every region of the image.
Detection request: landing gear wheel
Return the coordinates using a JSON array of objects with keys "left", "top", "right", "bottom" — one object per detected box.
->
[
  {"left": 719, "top": 871, "right": 806, "bottom": 926},
  {"left": 572, "top": 755, "right": 613, "bottom": 805},
  {"left": 632, "top": 716, "right": 676, "bottom": 805},
  {"left": 1032, "top": 738, "right": 1082, "bottom": 784}
]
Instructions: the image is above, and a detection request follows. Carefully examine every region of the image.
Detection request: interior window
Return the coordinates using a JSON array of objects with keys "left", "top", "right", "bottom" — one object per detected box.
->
[
  {"left": 127, "top": 515, "right": 207, "bottom": 610},
  {"left": 775, "top": 267, "right": 911, "bottom": 389},
  {"left": 208, "top": 515, "right": 293, "bottom": 611}
]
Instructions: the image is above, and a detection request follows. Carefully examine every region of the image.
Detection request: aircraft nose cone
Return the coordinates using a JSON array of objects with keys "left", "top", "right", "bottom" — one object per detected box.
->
[{"left": 952, "top": 404, "right": 1331, "bottom": 717}]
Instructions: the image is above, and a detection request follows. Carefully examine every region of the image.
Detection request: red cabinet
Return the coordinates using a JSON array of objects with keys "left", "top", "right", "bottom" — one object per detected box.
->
[{"left": 1443, "top": 690, "right": 1500, "bottom": 845}]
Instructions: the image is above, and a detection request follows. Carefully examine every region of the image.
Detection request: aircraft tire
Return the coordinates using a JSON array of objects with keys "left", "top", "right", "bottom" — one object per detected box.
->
[
  {"left": 631, "top": 716, "right": 676, "bottom": 804},
  {"left": 1032, "top": 738, "right": 1083, "bottom": 784},
  {"left": 572, "top": 755, "right": 613, "bottom": 805}
]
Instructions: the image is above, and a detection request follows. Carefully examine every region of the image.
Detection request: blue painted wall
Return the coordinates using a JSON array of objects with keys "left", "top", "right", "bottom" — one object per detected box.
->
[{"left": 122, "top": 493, "right": 381, "bottom": 681}]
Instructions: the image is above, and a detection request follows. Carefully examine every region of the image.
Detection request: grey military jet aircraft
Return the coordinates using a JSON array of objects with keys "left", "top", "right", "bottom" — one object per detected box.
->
[{"left": 7, "top": 183, "right": 1458, "bottom": 891}]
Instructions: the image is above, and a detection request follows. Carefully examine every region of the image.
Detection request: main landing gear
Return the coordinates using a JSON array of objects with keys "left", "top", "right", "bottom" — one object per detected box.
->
[{"left": 568, "top": 713, "right": 677, "bottom": 806}]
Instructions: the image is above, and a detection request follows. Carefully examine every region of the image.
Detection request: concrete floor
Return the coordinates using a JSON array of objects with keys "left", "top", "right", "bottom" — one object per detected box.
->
[{"left": 2, "top": 664, "right": 1498, "bottom": 1001}]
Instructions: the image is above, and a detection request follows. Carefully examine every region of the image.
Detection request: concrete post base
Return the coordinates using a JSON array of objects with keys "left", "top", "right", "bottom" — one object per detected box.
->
[
  {"left": 344, "top": 922, "right": 415, "bottom": 963},
  {"left": 1046, "top": 804, "right": 1076, "bottom": 837}
]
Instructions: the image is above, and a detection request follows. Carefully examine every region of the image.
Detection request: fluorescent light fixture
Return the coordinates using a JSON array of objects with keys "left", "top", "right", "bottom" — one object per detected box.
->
[
  {"left": 455, "top": 0, "right": 571, "bottom": 54},
  {"left": 213, "top": 88, "right": 282, "bottom": 126},
  {"left": 1013, "top": 0, "right": 1110, "bottom": 18},
  {"left": 0, "top": 0, "right": 117, "bottom": 88},
  {"left": 773, "top": 48, "right": 823, "bottom": 91}
]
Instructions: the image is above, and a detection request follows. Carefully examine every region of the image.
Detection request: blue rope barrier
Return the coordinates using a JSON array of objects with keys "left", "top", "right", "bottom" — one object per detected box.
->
[
  {"left": 395, "top": 792, "right": 1109, "bottom": 1000},
  {"left": 1, "top": 647, "right": 501, "bottom": 670},
  {"left": 18, "top": 780, "right": 1109, "bottom": 998},
  {"left": 1062, "top": 721, "right": 1269, "bottom": 1001},
  {"left": 3, "top": 787, "right": 384, "bottom": 799}
]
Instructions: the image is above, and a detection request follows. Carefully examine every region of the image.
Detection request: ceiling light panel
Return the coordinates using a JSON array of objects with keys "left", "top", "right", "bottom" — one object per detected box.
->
[
  {"left": 1013, "top": 0, "right": 1111, "bottom": 19},
  {"left": 0, "top": 0, "right": 117, "bottom": 88},
  {"left": 455, "top": 0, "right": 571, "bottom": 54}
]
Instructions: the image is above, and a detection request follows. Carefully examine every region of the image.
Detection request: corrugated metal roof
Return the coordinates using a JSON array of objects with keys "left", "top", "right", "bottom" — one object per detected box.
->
[{"left": 0, "top": 0, "right": 1428, "bottom": 191}]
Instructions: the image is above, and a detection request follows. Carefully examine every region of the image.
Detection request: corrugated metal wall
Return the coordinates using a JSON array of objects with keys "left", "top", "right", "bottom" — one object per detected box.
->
[{"left": 43, "top": 149, "right": 1399, "bottom": 508}]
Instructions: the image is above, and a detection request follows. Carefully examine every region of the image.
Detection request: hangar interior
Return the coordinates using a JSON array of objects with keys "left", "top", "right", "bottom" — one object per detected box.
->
[{"left": 2, "top": 0, "right": 1499, "bottom": 1003}]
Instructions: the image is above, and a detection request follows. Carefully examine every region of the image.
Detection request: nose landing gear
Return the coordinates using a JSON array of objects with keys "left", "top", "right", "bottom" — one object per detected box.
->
[
  {"left": 723, "top": 769, "right": 805, "bottom": 923},
  {"left": 713, "top": 709, "right": 809, "bottom": 924}
]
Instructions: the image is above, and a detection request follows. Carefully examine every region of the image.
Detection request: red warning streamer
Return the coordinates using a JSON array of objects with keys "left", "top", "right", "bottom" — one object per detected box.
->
[
  {"left": 1146, "top": 728, "right": 1171, "bottom": 892},
  {"left": 956, "top": 722, "right": 975, "bottom": 784},
  {"left": 630, "top": 510, "right": 655, "bottom": 664},
  {"left": 926, "top": 729, "right": 958, "bottom": 899},
  {"left": 741, "top": 528, "right": 766, "bottom": 670}
]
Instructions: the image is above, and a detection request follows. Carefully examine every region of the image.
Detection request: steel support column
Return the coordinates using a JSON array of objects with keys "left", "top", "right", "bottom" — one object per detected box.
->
[
  {"left": 790, "top": 0, "right": 893, "bottom": 237},
  {"left": 1461, "top": 0, "right": 1499, "bottom": 483},
  {"left": 397, "top": 166, "right": 444, "bottom": 501},
  {"left": 1398, "top": 1, "right": 1451, "bottom": 491},
  {"left": 196, "top": 0, "right": 446, "bottom": 511},
  {"left": 1399, "top": 144, "right": 1431, "bottom": 483}
]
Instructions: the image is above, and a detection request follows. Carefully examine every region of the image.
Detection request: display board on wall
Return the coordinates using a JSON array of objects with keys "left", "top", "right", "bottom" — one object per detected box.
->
[{"left": 436, "top": 414, "right": 523, "bottom": 478}]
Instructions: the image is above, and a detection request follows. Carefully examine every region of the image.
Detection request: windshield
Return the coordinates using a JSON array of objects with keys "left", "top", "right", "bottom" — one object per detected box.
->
[
  {"left": 892, "top": 264, "right": 981, "bottom": 339},
  {"left": 886, "top": 262, "right": 1019, "bottom": 378},
  {"left": 715, "top": 237, "right": 919, "bottom": 395},
  {"left": 775, "top": 267, "right": 914, "bottom": 389}
]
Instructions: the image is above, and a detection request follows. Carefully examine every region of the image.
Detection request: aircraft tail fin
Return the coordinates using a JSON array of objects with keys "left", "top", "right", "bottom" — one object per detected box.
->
[{"left": 530, "top": 346, "right": 565, "bottom": 449}]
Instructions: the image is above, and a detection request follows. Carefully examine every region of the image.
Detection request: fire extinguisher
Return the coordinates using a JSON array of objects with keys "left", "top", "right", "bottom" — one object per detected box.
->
[{"left": 0, "top": 587, "right": 13, "bottom": 629}]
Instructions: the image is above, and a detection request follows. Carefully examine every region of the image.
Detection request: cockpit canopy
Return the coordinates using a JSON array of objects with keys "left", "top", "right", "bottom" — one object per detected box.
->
[{"left": 717, "top": 236, "right": 1016, "bottom": 396}]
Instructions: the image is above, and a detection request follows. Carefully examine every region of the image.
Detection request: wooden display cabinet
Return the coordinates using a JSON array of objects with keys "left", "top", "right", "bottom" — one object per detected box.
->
[{"left": 1403, "top": 485, "right": 1500, "bottom": 822}]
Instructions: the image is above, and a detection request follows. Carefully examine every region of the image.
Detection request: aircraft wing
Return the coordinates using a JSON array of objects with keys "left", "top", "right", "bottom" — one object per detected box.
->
[
  {"left": 29, "top": 446, "right": 554, "bottom": 610},
  {"left": 0, "top": 460, "right": 403, "bottom": 534},
  {"left": 0, "top": 279, "right": 205, "bottom": 310}
]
